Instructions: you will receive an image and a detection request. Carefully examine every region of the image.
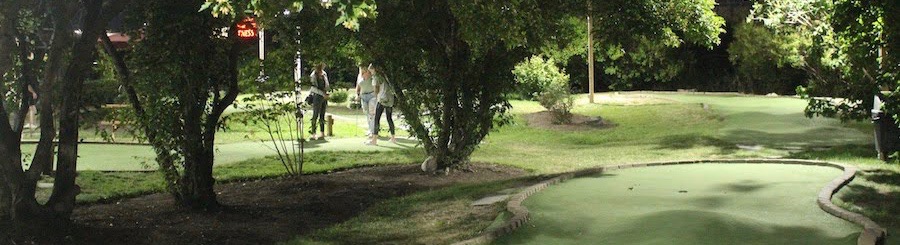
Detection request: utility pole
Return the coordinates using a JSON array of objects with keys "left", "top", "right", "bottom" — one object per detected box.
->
[{"left": 587, "top": 1, "right": 595, "bottom": 103}]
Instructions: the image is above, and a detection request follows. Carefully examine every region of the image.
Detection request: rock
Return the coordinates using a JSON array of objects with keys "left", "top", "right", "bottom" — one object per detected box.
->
[
  {"left": 421, "top": 156, "right": 437, "bottom": 173},
  {"left": 857, "top": 227, "right": 886, "bottom": 245},
  {"left": 766, "top": 93, "right": 779, "bottom": 97},
  {"left": 471, "top": 195, "right": 510, "bottom": 206},
  {"left": 736, "top": 144, "right": 763, "bottom": 151}
]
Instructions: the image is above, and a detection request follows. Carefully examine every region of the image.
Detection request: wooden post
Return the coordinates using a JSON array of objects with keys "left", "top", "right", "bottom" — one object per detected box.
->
[
  {"left": 587, "top": 2, "right": 595, "bottom": 104},
  {"left": 326, "top": 115, "right": 334, "bottom": 136}
]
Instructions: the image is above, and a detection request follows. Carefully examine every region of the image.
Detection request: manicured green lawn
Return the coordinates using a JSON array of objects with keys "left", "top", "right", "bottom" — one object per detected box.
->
[
  {"left": 292, "top": 92, "right": 899, "bottom": 244},
  {"left": 42, "top": 92, "right": 898, "bottom": 244},
  {"left": 35, "top": 150, "right": 426, "bottom": 203},
  {"left": 22, "top": 137, "right": 418, "bottom": 171},
  {"left": 496, "top": 164, "right": 859, "bottom": 245},
  {"left": 475, "top": 93, "right": 873, "bottom": 174}
]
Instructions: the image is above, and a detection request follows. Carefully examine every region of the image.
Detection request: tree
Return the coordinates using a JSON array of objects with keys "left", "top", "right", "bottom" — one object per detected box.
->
[
  {"left": 202, "top": 0, "right": 724, "bottom": 171},
  {"left": 0, "top": 0, "right": 128, "bottom": 235},
  {"left": 353, "top": 0, "right": 725, "bottom": 170},
  {"left": 727, "top": 23, "right": 808, "bottom": 94},
  {"left": 746, "top": 0, "right": 899, "bottom": 121},
  {"left": 100, "top": 0, "right": 240, "bottom": 210}
]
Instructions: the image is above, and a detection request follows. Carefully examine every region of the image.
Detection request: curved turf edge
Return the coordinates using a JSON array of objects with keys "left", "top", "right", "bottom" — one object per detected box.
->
[{"left": 455, "top": 159, "right": 887, "bottom": 245}]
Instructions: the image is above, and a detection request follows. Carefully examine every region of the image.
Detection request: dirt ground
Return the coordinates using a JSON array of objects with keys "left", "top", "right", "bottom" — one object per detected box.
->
[
  {"left": 524, "top": 111, "right": 615, "bottom": 131},
  {"left": 25, "top": 164, "right": 525, "bottom": 245}
]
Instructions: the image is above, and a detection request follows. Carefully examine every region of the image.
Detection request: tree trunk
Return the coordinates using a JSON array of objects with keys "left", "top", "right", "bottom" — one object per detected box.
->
[
  {"left": 28, "top": 0, "right": 75, "bottom": 178},
  {"left": 176, "top": 83, "right": 219, "bottom": 210},
  {"left": 0, "top": 139, "right": 47, "bottom": 228},
  {"left": 178, "top": 143, "right": 218, "bottom": 210},
  {"left": 45, "top": 0, "right": 108, "bottom": 218}
]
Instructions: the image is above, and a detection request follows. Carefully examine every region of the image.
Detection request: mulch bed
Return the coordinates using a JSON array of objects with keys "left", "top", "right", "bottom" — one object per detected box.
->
[
  {"left": 524, "top": 111, "right": 615, "bottom": 131},
  {"left": 26, "top": 164, "right": 525, "bottom": 245}
]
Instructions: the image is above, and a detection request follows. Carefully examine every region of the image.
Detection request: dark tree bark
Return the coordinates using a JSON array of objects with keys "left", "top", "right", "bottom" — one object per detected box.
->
[
  {"left": 0, "top": 0, "right": 130, "bottom": 232},
  {"left": 46, "top": 0, "right": 131, "bottom": 218},
  {"left": 101, "top": 13, "right": 240, "bottom": 210}
]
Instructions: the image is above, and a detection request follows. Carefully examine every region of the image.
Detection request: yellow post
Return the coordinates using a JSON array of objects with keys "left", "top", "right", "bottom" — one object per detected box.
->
[{"left": 326, "top": 115, "right": 334, "bottom": 136}]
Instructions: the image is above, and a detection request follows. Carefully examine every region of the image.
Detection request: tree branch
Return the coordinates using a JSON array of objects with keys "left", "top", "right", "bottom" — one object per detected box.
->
[
  {"left": 13, "top": 33, "right": 36, "bottom": 134},
  {"left": 0, "top": 95, "right": 13, "bottom": 138},
  {"left": 206, "top": 37, "right": 240, "bottom": 139}
]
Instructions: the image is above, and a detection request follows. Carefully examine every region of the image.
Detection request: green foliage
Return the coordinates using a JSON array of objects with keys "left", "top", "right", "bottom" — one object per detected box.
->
[
  {"left": 200, "top": 0, "right": 377, "bottom": 31},
  {"left": 536, "top": 0, "right": 726, "bottom": 88},
  {"left": 347, "top": 94, "right": 361, "bottom": 109},
  {"left": 512, "top": 56, "right": 568, "bottom": 99},
  {"left": 513, "top": 56, "right": 573, "bottom": 124},
  {"left": 748, "top": 0, "right": 898, "bottom": 121},
  {"left": 204, "top": 0, "right": 727, "bottom": 170},
  {"left": 124, "top": 0, "right": 242, "bottom": 207},
  {"left": 727, "top": 23, "right": 808, "bottom": 94},
  {"left": 231, "top": 92, "right": 305, "bottom": 175},
  {"left": 328, "top": 90, "right": 349, "bottom": 103}
]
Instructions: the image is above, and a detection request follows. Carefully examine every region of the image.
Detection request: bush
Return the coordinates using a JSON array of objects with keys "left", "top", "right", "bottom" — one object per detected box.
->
[
  {"left": 347, "top": 94, "right": 361, "bottom": 109},
  {"left": 513, "top": 55, "right": 573, "bottom": 124},
  {"left": 329, "top": 90, "right": 349, "bottom": 103},
  {"left": 538, "top": 86, "right": 574, "bottom": 124}
]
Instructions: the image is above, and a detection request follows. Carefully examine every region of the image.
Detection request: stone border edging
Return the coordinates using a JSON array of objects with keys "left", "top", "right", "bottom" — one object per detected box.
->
[{"left": 454, "top": 159, "right": 887, "bottom": 245}]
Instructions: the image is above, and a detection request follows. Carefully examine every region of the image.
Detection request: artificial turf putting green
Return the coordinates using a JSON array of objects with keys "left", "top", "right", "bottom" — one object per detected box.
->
[{"left": 496, "top": 163, "right": 861, "bottom": 245}]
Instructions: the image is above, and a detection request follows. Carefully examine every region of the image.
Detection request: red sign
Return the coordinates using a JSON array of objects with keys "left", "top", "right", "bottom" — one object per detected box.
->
[{"left": 236, "top": 17, "right": 258, "bottom": 40}]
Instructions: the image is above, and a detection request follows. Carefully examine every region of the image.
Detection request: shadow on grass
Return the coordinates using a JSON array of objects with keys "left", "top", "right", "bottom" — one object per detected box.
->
[
  {"left": 715, "top": 180, "right": 770, "bottom": 193},
  {"left": 838, "top": 184, "right": 900, "bottom": 228},
  {"left": 499, "top": 210, "right": 858, "bottom": 245},
  {"left": 787, "top": 144, "right": 879, "bottom": 160},
  {"left": 861, "top": 169, "right": 900, "bottom": 186},
  {"left": 721, "top": 128, "right": 868, "bottom": 149},
  {"left": 655, "top": 134, "right": 737, "bottom": 155}
]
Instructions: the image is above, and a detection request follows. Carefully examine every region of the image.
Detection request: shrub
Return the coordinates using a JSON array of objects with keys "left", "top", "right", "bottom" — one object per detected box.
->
[
  {"left": 513, "top": 55, "right": 573, "bottom": 124},
  {"left": 347, "top": 94, "right": 361, "bottom": 109},
  {"left": 329, "top": 90, "right": 349, "bottom": 103},
  {"left": 538, "top": 85, "right": 574, "bottom": 124}
]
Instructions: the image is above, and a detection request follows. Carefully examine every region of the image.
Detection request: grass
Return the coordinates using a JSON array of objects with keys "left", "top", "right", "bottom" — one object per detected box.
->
[
  {"left": 474, "top": 100, "right": 729, "bottom": 173},
  {"left": 22, "top": 136, "right": 419, "bottom": 172},
  {"left": 216, "top": 108, "right": 374, "bottom": 143},
  {"left": 475, "top": 93, "right": 875, "bottom": 174},
  {"left": 33, "top": 149, "right": 426, "bottom": 204},
  {"left": 288, "top": 92, "right": 900, "bottom": 244},
  {"left": 496, "top": 164, "right": 860, "bottom": 245},
  {"left": 28, "top": 92, "right": 900, "bottom": 244},
  {"left": 285, "top": 179, "right": 524, "bottom": 245}
]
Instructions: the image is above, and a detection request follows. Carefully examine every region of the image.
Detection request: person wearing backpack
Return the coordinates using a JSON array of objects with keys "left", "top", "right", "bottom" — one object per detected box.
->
[{"left": 369, "top": 64, "right": 397, "bottom": 145}]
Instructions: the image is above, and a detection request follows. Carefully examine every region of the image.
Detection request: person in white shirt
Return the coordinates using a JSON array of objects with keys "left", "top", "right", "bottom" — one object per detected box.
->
[
  {"left": 309, "top": 63, "right": 330, "bottom": 140},
  {"left": 356, "top": 64, "right": 377, "bottom": 142}
]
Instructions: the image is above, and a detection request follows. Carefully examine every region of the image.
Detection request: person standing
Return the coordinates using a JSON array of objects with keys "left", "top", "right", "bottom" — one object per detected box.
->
[
  {"left": 356, "top": 64, "right": 377, "bottom": 142},
  {"left": 309, "top": 63, "right": 330, "bottom": 140},
  {"left": 370, "top": 64, "right": 397, "bottom": 145}
]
